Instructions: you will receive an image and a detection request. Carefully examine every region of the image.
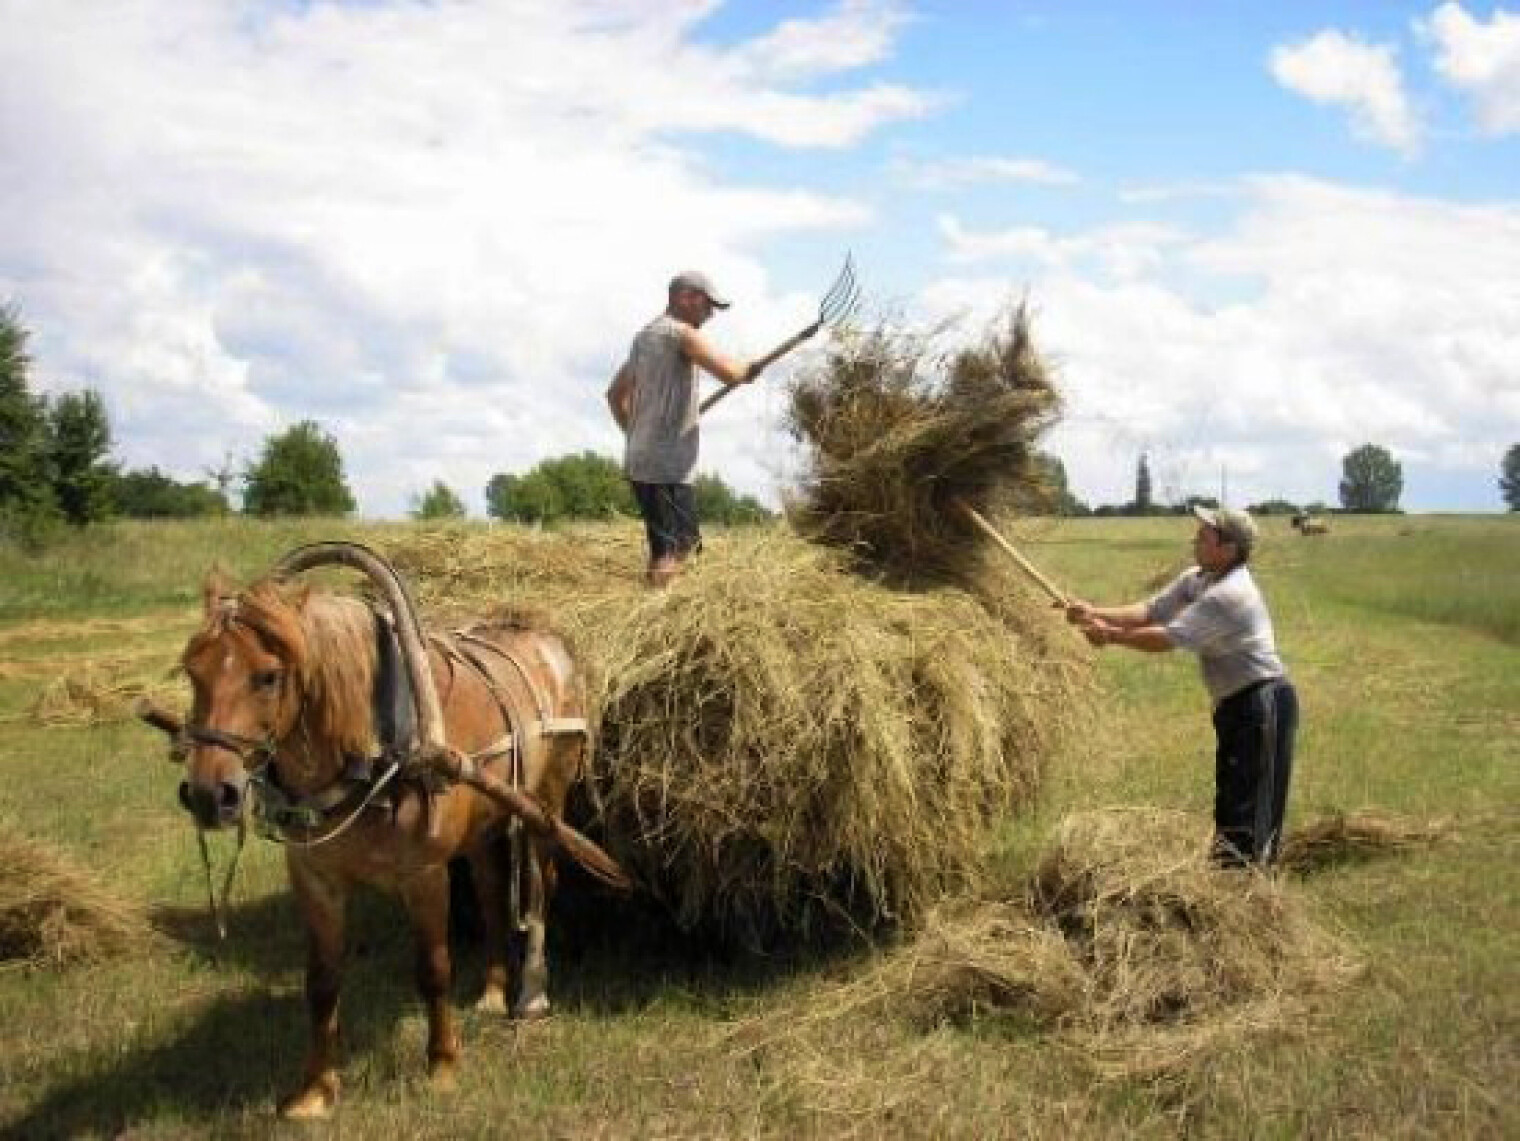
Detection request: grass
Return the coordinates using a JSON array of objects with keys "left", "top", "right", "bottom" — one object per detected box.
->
[{"left": 0, "top": 514, "right": 1515, "bottom": 1138}]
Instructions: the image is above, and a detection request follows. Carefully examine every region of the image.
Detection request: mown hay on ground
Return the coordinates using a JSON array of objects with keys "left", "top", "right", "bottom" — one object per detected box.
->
[
  {"left": 26, "top": 664, "right": 184, "bottom": 727},
  {"left": 385, "top": 524, "right": 1088, "bottom": 946},
  {"left": 724, "top": 808, "right": 1361, "bottom": 1083},
  {"left": 786, "top": 303, "right": 1063, "bottom": 585},
  {"left": 0, "top": 817, "right": 154, "bottom": 968},
  {"left": 1278, "top": 808, "right": 1447, "bottom": 874}
]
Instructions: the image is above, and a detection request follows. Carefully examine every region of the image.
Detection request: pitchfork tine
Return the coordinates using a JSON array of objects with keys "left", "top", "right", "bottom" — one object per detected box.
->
[{"left": 820, "top": 255, "right": 859, "bottom": 325}]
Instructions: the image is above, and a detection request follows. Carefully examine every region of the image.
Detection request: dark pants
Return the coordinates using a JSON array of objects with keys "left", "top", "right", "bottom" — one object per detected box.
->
[
  {"left": 630, "top": 481, "right": 701, "bottom": 563},
  {"left": 1212, "top": 677, "right": 1298, "bottom": 867}
]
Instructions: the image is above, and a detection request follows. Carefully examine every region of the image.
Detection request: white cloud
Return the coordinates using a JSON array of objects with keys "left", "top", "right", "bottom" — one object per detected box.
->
[
  {"left": 893, "top": 155, "right": 1080, "bottom": 189},
  {"left": 1270, "top": 30, "right": 1422, "bottom": 156},
  {"left": 937, "top": 216, "right": 1185, "bottom": 280},
  {"left": 0, "top": 0, "right": 923, "bottom": 515},
  {"left": 1422, "top": 1, "right": 1520, "bottom": 134},
  {"left": 733, "top": 0, "right": 914, "bottom": 82},
  {"left": 922, "top": 177, "right": 1520, "bottom": 512}
]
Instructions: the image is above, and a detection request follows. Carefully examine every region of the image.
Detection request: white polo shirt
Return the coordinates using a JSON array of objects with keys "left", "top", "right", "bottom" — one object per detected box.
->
[{"left": 1147, "top": 565, "right": 1285, "bottom": 703}]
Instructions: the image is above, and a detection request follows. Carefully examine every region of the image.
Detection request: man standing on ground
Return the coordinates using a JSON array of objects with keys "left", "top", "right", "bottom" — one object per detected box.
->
[
  {"left": 607, "top": 270, "right": 760, "bottom": 586},
  {"left": 1064, "top": 506, "right": 1299, "bottom": 867}
]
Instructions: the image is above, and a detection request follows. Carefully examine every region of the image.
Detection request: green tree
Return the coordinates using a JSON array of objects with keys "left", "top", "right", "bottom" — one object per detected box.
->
[
  {"left": 0, "top": 306, "right": 60, "bottom": 530},
  {"left": 48, "top": 389, "right": 116, "bottom": 526},
  {"left": 1501, "top": 444, "right": 1520, "bottom": 512},
  {"left": 1133, "top": 452, "right": 1154, "bottom": 514},
  {"left": 692, "top": 473, "right": 771, "bottom": 525},
  {"left": 1025, "top": 451, "right": 1088, "bottom": 516},
  {"left": 242, "top": 420, "right": 356, "bottom": 517},
  {"left": 411, "top": 480, "right": 467, "bottom": 520},
  {"left": 113, "top": 467, "right": 229, "bottom": 518},
  {"left": 487, "top": 452, "right": 635, "bottom": 524},
  {"left": 1248, "top": 498, "right": 1302, "bottom": 517},
  {"left": 486, "top": 469, "right": 565, "bottom": 524},
  {"left": 1338, "top": 443, "right": 1403, "bottom": 513}
]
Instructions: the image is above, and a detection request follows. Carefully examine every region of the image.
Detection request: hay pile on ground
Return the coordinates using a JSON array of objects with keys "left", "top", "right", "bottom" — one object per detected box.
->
[
  {"left": 724, "top": 807, "right": 1361, "bottom": 1082},
  {"left": 26, "top": 664, "right": 183, "bottom": 727},
  {"left": 1026, "top": 809, "right": 1360, "bottom": 1072},
  {"left": 0, "top": 817, "right": 154, "bottom": 968},
  {"left": 1278, "top": 808, "right": 1447, "bottom": 874},
  {"left": 786, "top": 303, "right": 1062, "bottom": 584},
  {"left": 385, "top": 525, "right": 1087, "bottom": 945}
]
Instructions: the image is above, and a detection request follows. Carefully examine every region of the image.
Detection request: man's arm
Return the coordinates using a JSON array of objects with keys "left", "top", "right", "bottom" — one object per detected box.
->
[
  {"left": 1064, "top": 599, "right": 1152, "bottom": 629},
  {"left": 606, "top": 362, "right": 635, "bottom": 432},
  {"left": 1080, "top": 618, "right": 1175, "bottom": 653},
  {"left": 677, "top": 324, "right": 756, "bottom": 388}
]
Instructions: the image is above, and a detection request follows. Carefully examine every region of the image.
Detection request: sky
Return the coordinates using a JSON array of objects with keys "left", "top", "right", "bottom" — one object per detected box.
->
[{"left": 2, "top": 0, "right": 1518, "bottom": 516}]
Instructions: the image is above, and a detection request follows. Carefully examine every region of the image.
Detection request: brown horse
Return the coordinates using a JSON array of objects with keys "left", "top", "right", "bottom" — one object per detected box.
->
[{"left": 151, "top": 544, "right": 623, "bottom": 1119}]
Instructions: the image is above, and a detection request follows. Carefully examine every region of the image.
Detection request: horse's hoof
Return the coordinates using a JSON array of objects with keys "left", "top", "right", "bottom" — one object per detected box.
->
[
  {"left": 474, "top": 987, "right": 508, "bottom": 1015},
  {"left": 428, "top": 1059, "right": 459, "bottom": 1093},
  {"left": 278, "top": 1086, "right": 337, "bottom": 1120},
  {"left": 512, "top": 994, "right": 552, "bottom": 1021}
]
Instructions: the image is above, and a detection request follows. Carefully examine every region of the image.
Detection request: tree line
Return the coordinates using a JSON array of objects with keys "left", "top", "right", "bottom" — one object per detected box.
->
[
  {"left": 6, "top": 306, "right": 1518, "bottom": 538},
  {"left": 0, "top": 307, "right": 771, "bottom": 540},
  {"left": 1061, "top": 442, "right": 1505, "bottom": 518}
]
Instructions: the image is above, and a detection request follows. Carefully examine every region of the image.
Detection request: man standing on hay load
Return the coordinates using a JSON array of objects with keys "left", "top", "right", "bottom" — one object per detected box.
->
[
  {"left": 1064, "top": 506, "right": 1299, "bottom": 868},
  {"left": 607, "top": 270, "right": 760, "bottom": 587}
]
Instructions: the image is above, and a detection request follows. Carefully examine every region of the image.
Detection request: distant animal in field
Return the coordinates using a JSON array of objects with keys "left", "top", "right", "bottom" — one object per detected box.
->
[
  {"left": 1291, "top": 513, "right": 1330, "bottom": 536},
  {"left": 142, "top": 542, "right": 627, "bottom": 1119}
]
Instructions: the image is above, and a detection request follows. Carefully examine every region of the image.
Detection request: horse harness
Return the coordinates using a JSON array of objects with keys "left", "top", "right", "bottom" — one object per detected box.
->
[{"left": 247, "top": 613, "right": 588, "bottom": 849}]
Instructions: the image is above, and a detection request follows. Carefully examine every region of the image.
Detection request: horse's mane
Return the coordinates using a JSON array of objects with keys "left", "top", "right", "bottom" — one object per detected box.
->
[{"left": 199, "top": 579, "right": 380, "bottom": 761}]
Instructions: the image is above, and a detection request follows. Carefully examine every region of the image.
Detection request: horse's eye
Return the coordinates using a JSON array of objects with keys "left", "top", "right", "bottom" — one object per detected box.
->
[{"left": 252, "top": 669, "right": 283, "bottom": 691}]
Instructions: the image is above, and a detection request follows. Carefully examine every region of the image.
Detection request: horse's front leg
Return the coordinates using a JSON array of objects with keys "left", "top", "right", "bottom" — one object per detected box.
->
[
  {"left": 399, "top": 863, "right": 461, "bottom": 1089},
  {"left": 280, "top": 859, "right": 348, "bottom": 1120}
]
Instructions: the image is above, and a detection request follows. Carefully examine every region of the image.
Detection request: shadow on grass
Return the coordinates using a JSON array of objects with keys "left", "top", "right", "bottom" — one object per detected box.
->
[
  {"left": 146, "top": 863, "right": 846, "bottom": 1016},
  {"left": 0, "top": 990, "right": 304, "bottom": 1139},
  {"left": 2, "top": 862, "right": 866, "bottom": 1137}
]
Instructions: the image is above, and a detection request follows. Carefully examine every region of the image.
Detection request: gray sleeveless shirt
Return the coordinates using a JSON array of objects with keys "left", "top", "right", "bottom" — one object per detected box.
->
[{"left": 622, "top": 315, "right": 700, "bottom": 485}]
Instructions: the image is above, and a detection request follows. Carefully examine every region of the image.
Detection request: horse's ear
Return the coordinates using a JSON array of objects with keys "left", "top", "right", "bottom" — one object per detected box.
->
[{"left": 202, "top": 566, "right": 239, "bottom": 618}]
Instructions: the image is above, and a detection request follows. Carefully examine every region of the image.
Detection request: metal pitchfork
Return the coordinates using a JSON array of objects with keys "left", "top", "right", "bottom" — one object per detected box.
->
[{"left": 700, "top": 254, "right": 861, "bottom": 415}]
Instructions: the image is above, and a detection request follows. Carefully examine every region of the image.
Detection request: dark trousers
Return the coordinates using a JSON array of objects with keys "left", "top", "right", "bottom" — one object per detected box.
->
[
  {"left": 630, "top": 481, "right": 701, "bottom": 562},
  {"left": 1212, "top": 677, "right": 1298, "bottom": 867}
]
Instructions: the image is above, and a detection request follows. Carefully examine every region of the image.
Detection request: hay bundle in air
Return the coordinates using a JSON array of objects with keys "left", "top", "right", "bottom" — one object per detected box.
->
[
  {"left": 786, "top": 302, "right": 1062, "bottom": 584},
  {"left": 385, "top": 525, "right": 1087, "bottom": 946},
  {"left": 0, "top": 817, "right": 154, "bottom": 967}
]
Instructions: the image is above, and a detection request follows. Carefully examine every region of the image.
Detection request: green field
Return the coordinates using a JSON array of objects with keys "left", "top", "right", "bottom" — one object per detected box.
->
[{"left": 0, "top": 515, "right": 1516, "bottom": 1139}]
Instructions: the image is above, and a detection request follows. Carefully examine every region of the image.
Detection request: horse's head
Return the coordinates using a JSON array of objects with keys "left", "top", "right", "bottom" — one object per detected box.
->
[{"left": 178, "top": 571, "right": 310, "bottom": 830}]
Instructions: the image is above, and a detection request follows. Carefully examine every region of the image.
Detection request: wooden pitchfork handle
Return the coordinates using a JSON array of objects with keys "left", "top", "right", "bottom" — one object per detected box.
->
[
  {"left": 955, "top": 500, "right": 1070, "bottom": 608},
  {"left": 699, "top": 321, "right": 821, "bottom": 415}
]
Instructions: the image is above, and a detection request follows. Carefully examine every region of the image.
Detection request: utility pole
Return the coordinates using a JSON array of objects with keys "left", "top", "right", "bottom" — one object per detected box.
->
[{"left": 1220, "top": 463, "right": 1228, "bottom": 505}]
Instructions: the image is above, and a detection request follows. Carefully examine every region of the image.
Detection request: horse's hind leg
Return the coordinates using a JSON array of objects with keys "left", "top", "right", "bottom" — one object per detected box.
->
[
  {"left": 468, "top": 834, "right": 510, "bottom": 1014},
  {"left": 399, "top": 864, "right": 462, "bottom": 1089},
  {"left": 280, "top": 861, "right": 348, "bottom": 1120},
  {"left": 514, "top": 837, "right": 555, "bottom": 1019}
]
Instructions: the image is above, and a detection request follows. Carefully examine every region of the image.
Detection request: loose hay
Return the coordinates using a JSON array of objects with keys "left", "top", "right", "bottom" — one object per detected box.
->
[
  {"left": 724, "top": 808, "right": 1361, "bottom": 1083},
  {"left": 385, "top": 524, "right": 1088, "bottom": 946},
  {"left": 0, "top": 817, "right": 154, "bottom": 968},
  {"left": 27, "top": 664, "right": 184, "bottom": 727},
  {"left": 1026, "top": 809, "right": 1360, "bottom": 1075},
  {"left": 786, "top": 302, "right": 1062, "bottom": 584},
  {"left": 1278, "top": 808, "right": 1447, "bottom": 874}
]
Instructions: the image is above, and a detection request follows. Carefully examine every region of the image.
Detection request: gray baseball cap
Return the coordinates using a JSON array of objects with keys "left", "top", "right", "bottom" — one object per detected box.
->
[
  {"left": 1192, "top": 505, "right": 1258, "bottom": 557},
  {"left": 668, "top": 270, "right": 730, "bottom": 309}
]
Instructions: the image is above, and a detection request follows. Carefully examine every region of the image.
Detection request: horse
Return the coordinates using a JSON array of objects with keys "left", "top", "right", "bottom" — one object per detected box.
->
[{"left": 145, "top": 543, "right": 626, "bottom": 1119}]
